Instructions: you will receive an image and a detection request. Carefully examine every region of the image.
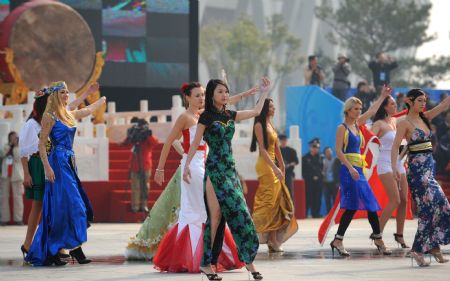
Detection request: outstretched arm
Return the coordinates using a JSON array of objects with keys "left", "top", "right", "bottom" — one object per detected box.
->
[
  {"left": 67, "top": 82, "right": 99, "bottom": 111},
  {"left": 357, "top": 85, "right": 392, "bottom": 126},
  {"left": 71, "top": 96, "right": 106, "bottom": 120},
  {"left": 235, "top": 78, "right": 271, "bottom": 122},
  {"left": 228, "top": 85, "right": 259, "bottom": 105},
  {"left": 424, "top": 94, "right": 449, "bottom": 121}
]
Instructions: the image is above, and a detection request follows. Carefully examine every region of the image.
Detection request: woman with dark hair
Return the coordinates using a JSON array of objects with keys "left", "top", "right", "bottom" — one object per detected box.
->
[
  {"left": 330, "top": 85, "right": 392, "bottom": 257},
  {"left": 126, "top": 82, "right": 257, "bottom": 267},
  {"left": 391, "top": 89, "right": 450, "bottom": 267},
  {"left": 250, "top": 98, "right": 297, "bottom": 252},
  {"left": 25, "top": 81, "right": 105, "bottom": 266},
  {"left": 18, "top": 85, "right": 97, "bottom": 260},
  {"left": 371, "top": 96, "right": 409, "bottom": 248},
  {"left": 183, "top": 78, "right": 270, "bottom": 280}
]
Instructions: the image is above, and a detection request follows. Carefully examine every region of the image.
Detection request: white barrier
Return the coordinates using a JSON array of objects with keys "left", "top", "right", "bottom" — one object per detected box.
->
[{"left": 0, "top": 92, "right": 108, "bottom": 181}]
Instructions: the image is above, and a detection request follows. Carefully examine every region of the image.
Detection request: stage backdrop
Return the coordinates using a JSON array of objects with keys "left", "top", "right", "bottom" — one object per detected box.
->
[
  {"left": 3, "top": 0, "right": 199, "bottom": 111},
  {"left": 285, "top": 86, "right": 344, "bottom": 156}
]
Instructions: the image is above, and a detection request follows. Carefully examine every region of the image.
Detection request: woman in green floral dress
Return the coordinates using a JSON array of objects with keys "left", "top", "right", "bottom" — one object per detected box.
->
[{"left": 183, "top": 78, "right": 270, "bottom": 280}]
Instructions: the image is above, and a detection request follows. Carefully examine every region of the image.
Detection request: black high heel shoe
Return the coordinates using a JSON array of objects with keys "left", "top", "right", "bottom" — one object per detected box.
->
[
  {"left": 393, "top": 233, "right": 409, "bottom": 248},
  {"left": 199, "top": 269, "right": 222, "bottom": 281},
  {"left": 20, "top": 245, "right": 28, "bottom": 259},
  {"left": 369, "top": 233, "right": 392, "bottom": 255},
  {"left": 245, "top": 264, "right": 263, "bottom": 280},
  {"left": 44, "top": 254, "right": 68, "bottom": 266},
  {"left": 69, "top": 247, "right": 91, "bottom": 264},
  {"left": 330, "top": 234, "right": 350, "bottom": 257}
]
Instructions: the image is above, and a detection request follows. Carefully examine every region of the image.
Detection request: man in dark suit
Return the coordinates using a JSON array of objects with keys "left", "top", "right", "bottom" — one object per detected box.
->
[{"left": 302, "top": 138, "right": 324, "bottom": 218}]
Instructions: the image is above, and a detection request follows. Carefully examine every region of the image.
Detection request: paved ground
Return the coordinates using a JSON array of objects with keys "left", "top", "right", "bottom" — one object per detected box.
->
[{"left": 0, "top": 219, "right": 448, "bottom": 281}]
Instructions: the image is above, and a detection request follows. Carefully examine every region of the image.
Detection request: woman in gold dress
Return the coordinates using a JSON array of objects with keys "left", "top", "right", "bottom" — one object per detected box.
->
[{"left": 250, "top": 98, "right": 298, "bottom": 252}]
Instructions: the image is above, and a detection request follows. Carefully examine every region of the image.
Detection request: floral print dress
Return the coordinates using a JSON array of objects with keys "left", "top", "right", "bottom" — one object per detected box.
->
[
  {"left": 198, "top": 110, "right": 259, "bottom": 266},
  {"left": 407, "top": 128, "right": 450, "bottom": 253}
]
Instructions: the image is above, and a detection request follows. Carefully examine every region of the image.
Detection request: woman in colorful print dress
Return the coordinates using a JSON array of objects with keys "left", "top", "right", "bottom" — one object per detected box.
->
[
  {"left": 183, "top": 78, "right": 270, "bottom": 280},
  {"left": 391, "top": 89, "right": 450, "bottom": 267},
  {"left": 125, "top": 82, "right": 257, "bottom": 266}
]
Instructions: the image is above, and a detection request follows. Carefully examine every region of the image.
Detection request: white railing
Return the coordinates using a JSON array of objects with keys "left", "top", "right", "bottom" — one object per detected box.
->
[
  {"left": 0, "top": 92, "right": 108, "bottom": 181},
  {"left": 105, "top": 95, "right": 184, "bottom": 143}
]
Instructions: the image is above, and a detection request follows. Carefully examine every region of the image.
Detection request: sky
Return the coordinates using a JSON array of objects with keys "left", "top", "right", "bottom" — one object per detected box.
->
[{"left": 416, "top": 0, "right": 450, "bottom": 88}]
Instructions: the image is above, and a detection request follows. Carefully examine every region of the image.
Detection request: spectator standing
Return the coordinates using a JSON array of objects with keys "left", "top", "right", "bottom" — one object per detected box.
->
[
  {"left": 332, "top": 54, "right": 351, "bottom": 101},
  {"left": 354, "top": 81, "right": 377, "bottom": 113},
  {"left": 279, "top": 134, "right": 299, "bottom": 200},
  {"left": 0, "top": 131, "right": 24, "bottom": 225},
  {"left": 304, "top": 55, "right": 325, "bottom": 87},
  {"left": 368, "top": 52, "right": 398, "bottom": 94},
  {"left": 302, "top": 138, "right": 323, "bottom": 218},
  {"left": 322, "top": 147, "right": 339, "bottom": 213}
]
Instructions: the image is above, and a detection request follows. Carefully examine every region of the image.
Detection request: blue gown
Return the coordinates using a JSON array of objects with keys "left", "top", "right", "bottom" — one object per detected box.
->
[
  {"left": 339, "top": 124, "right": 381, "bottom": 212},
  {"left": 26, "top": 119, "right": 93, "bottom": 266}
]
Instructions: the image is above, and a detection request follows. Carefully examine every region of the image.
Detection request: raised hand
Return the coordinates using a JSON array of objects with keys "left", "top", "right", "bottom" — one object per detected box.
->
[
  {"left": 381, "top": 84, "right": 392, "bottom": 98},
  {"left": 260, "top": 77, "right": 271, "bottom": 92}
]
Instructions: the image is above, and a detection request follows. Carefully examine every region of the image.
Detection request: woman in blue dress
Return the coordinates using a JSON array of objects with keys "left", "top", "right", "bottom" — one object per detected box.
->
[
  {"left": 391, "top": 89, "right": 450, "bottom": 267},
  {"left": 25, "top": 81, "right": 106, "bottom": 266},
  {"left": 330, "top": 85, "right": 392, "bottom": 257}
]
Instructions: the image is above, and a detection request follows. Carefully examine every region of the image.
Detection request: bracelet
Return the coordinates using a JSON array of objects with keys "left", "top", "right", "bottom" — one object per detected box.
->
[{"left": 155, "top": 168, "right": 164, "bottom": 172}]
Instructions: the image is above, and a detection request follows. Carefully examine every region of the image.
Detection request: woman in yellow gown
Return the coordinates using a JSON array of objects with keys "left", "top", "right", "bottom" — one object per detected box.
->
[{"left": 250, "top": 98, "right": 298, "bottom": 252}]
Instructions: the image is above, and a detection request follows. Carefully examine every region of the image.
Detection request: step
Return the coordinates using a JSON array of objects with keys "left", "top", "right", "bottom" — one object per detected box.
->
[
  {"left": 109, "top": 143, "right": 133, "bottom": 150},
  {"left": 109, "top": 169, "right": 130, "bottom": 180},
  {"left": 108, "top": 200, "right": 148, "bottom": 223},
  {"left": 110, "top": 160, "right": 130, "bottom": 170},
  {"left": 110, "top": 189, "right": 162, "bottom": 202},
  {"left": 109, "top": 150, "right": 132, "bottom": 161}
]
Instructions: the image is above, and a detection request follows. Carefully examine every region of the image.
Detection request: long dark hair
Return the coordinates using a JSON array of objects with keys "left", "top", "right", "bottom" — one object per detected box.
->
[
  {"left": 406, "top": 88, "right": 431, "bottom": 130},
  {"left": 27, "top": 94, "right": 50, "bottom": 124},
  {"left": 373, "top": 96, "right": 392, "bottom": 123},
  {"left": 250, "top": 98, "right": 273, "bottom": 152},
  {"left": 180, "top": 81, "right": 202, "bottom": 109},
  {"left": 205, "top": 79, "right": 229, "bottom": 113}
]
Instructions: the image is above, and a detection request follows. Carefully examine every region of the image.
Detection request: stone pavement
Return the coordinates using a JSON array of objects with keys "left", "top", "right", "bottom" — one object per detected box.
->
[{"left": 0, "top": 219, "right": 448, "bottom": 281}]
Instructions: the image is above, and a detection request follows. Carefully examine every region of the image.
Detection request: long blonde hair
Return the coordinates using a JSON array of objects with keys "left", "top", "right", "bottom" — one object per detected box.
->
[
  {"left": 44, "top": 81, "right": 76, "bottom": 127},
  {"left": 343, "top": 97, "right": 362, "bottom": 116}
]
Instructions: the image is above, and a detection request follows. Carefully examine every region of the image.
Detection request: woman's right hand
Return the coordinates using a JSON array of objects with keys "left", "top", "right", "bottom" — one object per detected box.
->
[
  {"left": 349, "top": 167, "right": 360, "bottom": 181},
  {"left": 154, "top": 169, "right": 164, "bottom": 186},
  {"left": 392, "top": 168, "right": 400, "bottom": 181},
  {"left": 45, "top": 166, "right": 55, "bottom": 182},
  {"left": 23, "top": 172, "right": 33, "bottom": 187},
  {"left": 183, "top": 165, "right": 191, "bottom": 184},
  {"left": 274, "top": 167, "right": 284, "bottom": 181}
]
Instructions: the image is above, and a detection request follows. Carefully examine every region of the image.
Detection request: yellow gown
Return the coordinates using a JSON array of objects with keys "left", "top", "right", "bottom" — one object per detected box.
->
[{"left": 252, "top": 130, "right": 298, "bottom": 244}]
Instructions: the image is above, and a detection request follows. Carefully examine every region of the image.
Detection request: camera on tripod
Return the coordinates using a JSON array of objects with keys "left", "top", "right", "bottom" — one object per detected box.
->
[{"left": 127, "top": 118, "right": 152, "bottom": 145}]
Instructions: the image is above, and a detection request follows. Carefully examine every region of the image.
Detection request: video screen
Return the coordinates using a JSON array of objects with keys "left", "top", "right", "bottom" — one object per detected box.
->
[
  {"left": 0, "top": 0, "right": 9, "bottom": 22},
  {"left": 5, "top": 0, "right": 193, "bottom": 89}
]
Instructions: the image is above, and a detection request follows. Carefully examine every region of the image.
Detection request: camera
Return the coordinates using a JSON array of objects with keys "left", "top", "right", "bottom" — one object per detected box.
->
[{"left": 127, "top": 118, "right": 152, "bottom": 144}]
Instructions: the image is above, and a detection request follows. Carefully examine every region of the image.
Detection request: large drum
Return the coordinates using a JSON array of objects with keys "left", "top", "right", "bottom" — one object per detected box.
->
[{"left": 0, "top": 0, "right": 96, "bottom": 92}]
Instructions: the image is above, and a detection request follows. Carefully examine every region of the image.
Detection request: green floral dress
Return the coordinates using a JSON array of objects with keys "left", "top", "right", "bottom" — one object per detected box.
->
[
  {"left": 198, "top": 110, "right": 259, "bottom": 266},
  {"left": 125, "top": 167, "right": 181, "bottom": 260}
]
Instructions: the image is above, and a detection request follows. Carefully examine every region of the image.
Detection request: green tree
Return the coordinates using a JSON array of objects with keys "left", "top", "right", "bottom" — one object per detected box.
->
[
  {"left": 200, "top": 14, "right": 303, "bottom": 108},
  {"left": 315, "top": 0, "right": 449, "bottom": 87}
]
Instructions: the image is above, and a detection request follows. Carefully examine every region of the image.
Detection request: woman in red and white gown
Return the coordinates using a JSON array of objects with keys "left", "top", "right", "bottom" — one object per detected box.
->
[{"left": 152, "top": 82, "right": 258, "bottom": 272}]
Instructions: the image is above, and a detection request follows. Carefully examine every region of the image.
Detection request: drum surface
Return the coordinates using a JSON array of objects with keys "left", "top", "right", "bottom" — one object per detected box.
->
[{"left": 9, "top": 2, "right": 95, "bottom": 91}]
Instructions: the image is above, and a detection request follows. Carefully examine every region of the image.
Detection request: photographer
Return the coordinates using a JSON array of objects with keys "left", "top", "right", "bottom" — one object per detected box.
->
[
  {"left": 0, "top": 131, "right": 24, "bottom": 225},
  {"left": 304, "top": 55, "right": 324, "bottom": 87},
  {"left": 332, "top": 53, "right": 351, "bottom": 101},
  {"left": 125, "top": 118, "right": 159, "bottom": 213}
]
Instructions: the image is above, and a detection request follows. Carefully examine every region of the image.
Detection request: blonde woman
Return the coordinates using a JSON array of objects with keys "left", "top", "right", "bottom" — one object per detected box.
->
[
  {"left": 330, "top": 86, "right": 392, "bottom": 257},
  {"left": 25, "top": 81, "right": 105, "bottom": 266}
]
